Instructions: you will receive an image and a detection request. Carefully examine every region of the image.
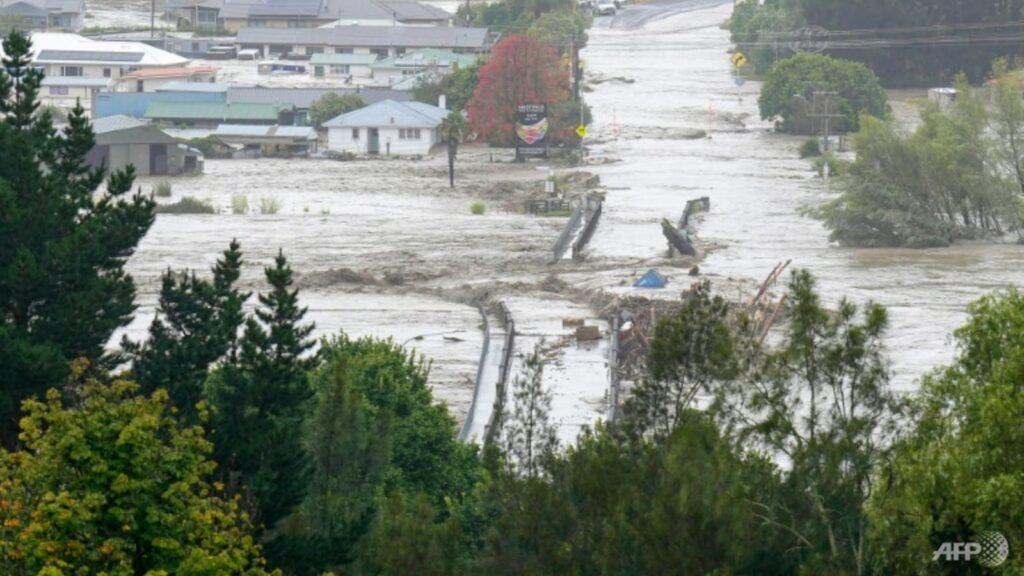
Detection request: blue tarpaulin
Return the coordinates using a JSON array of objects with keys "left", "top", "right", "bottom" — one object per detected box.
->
[{"left": 633, "top": 270, "right": 668, "bottom": 289}]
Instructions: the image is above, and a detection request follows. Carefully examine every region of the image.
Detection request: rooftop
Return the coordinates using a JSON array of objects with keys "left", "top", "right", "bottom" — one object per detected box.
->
[
  {"left": 236, "top": 25, "right": 489, "bottom": 50},
  {"left": 226, "top": 86, "right": 411, "bottom": 108},
  {"left": 322, "top": 98, "right": 448, "bottom": 128},
  {"left": 90, "top": 114, "right": 147, "bottom": 134},
  {"left": 156, "top": 81, "right": 230, "bottom": 93},
  {"left": 41, "top": 76, "right": 113, "bottom": 87},
  {"left": 214, "top": 124, "right": 318, "bottom": 140},
  {"left": 373, "top": 48, "right": 478, "bottom": 69},
  {"left": 18, "top": 33, "right": 188, "bottom": 67},
  {"left": 145, "top": 101, "right": 283, "bottom": 121}
]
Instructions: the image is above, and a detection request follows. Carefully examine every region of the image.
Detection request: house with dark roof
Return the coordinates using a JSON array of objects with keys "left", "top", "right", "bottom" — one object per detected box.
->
[
  {"left": 323, "top": 98, "right": 449, "bottom": 155},
  {"left": 84, "top": 115, "right": 203, "bottom": 176},
  {"left": 236, "top": 25, "right": 490, "bottom": 59},
  {"left": 0, "top": 0, "right": 83, "bottom": 30},
  {"left": 166, "top": 0, "right": 451, "bottom": 34}
]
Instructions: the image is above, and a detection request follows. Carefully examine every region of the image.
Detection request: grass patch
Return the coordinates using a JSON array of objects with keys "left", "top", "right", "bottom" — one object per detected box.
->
[
  {"left": 153, "top": 181, "right": 173, "bottom": 198},
  {"left": 470, "top": 201, "right": 486, "bottom": 215},
  {"left": 155, "top": 197, "right": 215, "bottom": 214},
  {"left": 259, "top": 196, "right": 282, "bottom": 215},
  {"left": 799, "top": 138, "right": 821, "bottom": 158},
  {"left": 231, "top": 194, "right": 249, "bottom": 214}
]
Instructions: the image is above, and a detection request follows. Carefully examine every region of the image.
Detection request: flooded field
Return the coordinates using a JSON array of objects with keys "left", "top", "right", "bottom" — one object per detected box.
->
[{"left": 585, "top": 1, "right": 1024, "bottom": 391}]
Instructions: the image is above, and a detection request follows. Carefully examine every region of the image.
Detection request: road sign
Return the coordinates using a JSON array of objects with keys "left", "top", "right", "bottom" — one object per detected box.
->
[
  {"left": 576, "top": 124, "right": 587, "bottom": 138},
  {"left": 731, "top": 51, "right": 748, "bottom": 68}
]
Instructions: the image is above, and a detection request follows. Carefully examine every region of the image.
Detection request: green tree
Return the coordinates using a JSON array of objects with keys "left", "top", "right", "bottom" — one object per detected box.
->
[
  {"left": 500, "top": 345, "right": 558, "bottom": 478},
  {"left": 527, "top": 9, "right": 590, "bottom": 54},
  {"left": 0, "top": 370, "right": 277, "bottom": 575},
  {"left": 207, "top": 250, "right": 315, "bottom": 531},
  {"left": 718, "top": 270, "right": 901, "bottom": 575},
  {"left": 623, "top": 280, "right": 744, "bottom": 439},
  {"left": 869, "top": 289, "right": 1024, "bottom": 574},
  {"left": 411, "top": 62, "right": 482, "bottom": 113},
  {"left": 124, "top": 240, "right": 248, "bottom": 421},
  {"left": 438, "top": 111, "right": 468, "bottom": 187},
  {"left": 0, "top": 31, "right": 155, "bottom": 441},
  {"left": 308, "top": 92, "right": 364, "bottom": 129},
  {"left": 759, "top": 53, "right": 888, "bottom": 133},
  {"left": 269, "top": 335, "right": 480, "bottom": 574}
]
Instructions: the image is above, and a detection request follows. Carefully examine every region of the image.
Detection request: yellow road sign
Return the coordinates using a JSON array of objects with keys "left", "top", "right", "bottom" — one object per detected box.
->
[
  {"left": 576, "top": 124, "right": 588, "bottom": 138},
  {"left": 731, "top": 51, "right": 748, "bottom": 68}
]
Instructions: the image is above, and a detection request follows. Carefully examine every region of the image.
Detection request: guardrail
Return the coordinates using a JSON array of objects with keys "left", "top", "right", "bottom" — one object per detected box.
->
[
  {"left": 459, "top": 304, "right": 491, "bottom": 442},
  {"left": 484, "top": 302, "right": 515, "bottom": 446},
  {"left": 551, "top": 205, "right": 584, "bottom": 263},
  {"left": 572, "top": 195, "right": 603, "bottom": 260}
]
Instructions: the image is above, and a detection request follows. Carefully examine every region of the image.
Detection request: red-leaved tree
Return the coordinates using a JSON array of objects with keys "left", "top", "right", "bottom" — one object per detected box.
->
[{"left": 467, "top": 34, "right": 569, "bottom": 145}]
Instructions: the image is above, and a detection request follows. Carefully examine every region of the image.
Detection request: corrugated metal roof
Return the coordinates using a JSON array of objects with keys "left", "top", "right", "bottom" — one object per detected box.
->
[
  {"left": 91, "top": 114, "right": 147, "bottom": 134},
  {"left": 37, "top": 49, "right": 144, "bottom": 62},
  {"left": 323, "top": 98, "right": 447, "bottom": 128},
  {"left": 214, "top": 124, "right": 317, "bottom": 139},
  {"left": 377, "top": 0, "right": 449, "bottom": 20},
  {"left": 237, "top": 25, "right": 488, "bottom": 50},
  {"left": 145, "top": 101, "right": 281, "bottom": 121},
  {"left": 309, "top": 52, "right": 378, "bottom": 66},
  {"left": 227, "top": 86, "right": 409, "bottom": 108},
  {"left": 23, "top": 33, "right": 188, "bottom": 67}
]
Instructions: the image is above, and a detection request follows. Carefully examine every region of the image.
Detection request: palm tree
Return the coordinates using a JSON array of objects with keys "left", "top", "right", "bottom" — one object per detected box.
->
[{"left": 438, "top": 110, "right": 468, "bottom": 187}]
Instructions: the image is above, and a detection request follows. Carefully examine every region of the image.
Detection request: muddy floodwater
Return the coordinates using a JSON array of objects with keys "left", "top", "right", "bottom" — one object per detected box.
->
[
  {"left": 586, "top": 0, "right": 1024, "bottom": 391},
  {"left": 113, "top": 0, "right": 1022, "bottom": 439}
]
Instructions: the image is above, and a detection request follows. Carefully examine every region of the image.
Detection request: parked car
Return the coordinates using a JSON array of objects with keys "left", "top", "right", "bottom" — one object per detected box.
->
[{"left": 596, "top": 1, "right": 616, "bottom": 15}]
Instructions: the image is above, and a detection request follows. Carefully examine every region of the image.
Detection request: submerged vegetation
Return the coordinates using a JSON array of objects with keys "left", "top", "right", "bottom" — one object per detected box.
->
[{"left": 817, "top": 69, "right": 1024, "bottom": 247}]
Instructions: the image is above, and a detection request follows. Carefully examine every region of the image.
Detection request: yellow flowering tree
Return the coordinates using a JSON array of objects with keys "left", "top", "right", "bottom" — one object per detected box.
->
[{"left": 0, "top": 368, "right": 278, "bottom": 575}]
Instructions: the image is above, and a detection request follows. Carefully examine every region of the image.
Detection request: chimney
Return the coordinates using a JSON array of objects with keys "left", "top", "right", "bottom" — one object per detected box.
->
[{"left": 438, "top": 94, "right": 447, "bottom": 110}]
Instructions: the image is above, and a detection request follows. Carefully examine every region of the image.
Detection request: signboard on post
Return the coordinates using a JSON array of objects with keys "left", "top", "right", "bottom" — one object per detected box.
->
[{"left": 515, "top": 103, "right": 548, "bottom": 160}]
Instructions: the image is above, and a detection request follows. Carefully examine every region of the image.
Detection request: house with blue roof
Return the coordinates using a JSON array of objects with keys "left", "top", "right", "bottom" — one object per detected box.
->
[{"left": 323, "top": 98, "right": 449, "bottom": 155}]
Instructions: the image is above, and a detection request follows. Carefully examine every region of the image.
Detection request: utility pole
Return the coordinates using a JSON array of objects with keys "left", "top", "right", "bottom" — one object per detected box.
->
[
  {"left": 809, "top": 89, "right": 842, "bottom": 152},
  {"left": 150, "top": 0, "right": 155, "bottom": 38}
]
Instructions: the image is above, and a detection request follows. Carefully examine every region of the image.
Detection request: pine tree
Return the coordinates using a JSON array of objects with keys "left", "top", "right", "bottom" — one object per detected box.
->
[
  {"left": 207, "top": 250, "right": 315, "bottom": 530},
  {"left": 124, "top": 240, "right": 248, "bottom": 420},
  {"left": 0, "top": 31, "right": 154, "bottom": 441},
  {"left": 501, "top": 344, "right": 558, "bottom": 478}
]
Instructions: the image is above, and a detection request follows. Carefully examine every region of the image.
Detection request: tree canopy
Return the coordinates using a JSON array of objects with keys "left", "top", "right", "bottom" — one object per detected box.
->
[
  {"left": 308, "top": 93, "right": 365, "bottom": 129},
  {"left": 0, "top": 31, "right": 155, "bottom": 442}
]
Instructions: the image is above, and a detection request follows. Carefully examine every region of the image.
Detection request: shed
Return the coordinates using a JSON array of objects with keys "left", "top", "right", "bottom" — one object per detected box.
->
[
  {"left": 144, "top": 101, "right": 289, "bottom": 128},
  {"left": 213, "top": 124, "right": 319, "bottom": 155},
  {"left": 323, "top": 98, "right": 448, "bottom": 155},
  {"left": 85, "top": 115, "right": 203, "bottom": 176}
]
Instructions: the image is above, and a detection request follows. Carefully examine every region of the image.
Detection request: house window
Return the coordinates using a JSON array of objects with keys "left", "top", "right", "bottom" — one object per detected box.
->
[
  {"left": 288, "top": 19, "right": 305, "bottom": 28},
  {"left": 306, "top": 46, "right": 324, "bottom": 56},
  {"left": 48, "top": 86, "right": 69, "bottom": 95},
  {"left": 249, "top": 18, "right": 267, "bottom": 27},
  {"left": 103, "top": 68, "right": 111, "bottom": 77},
  {"left": 352, "top": 128, "right": 360, "bottom": 139},
  {"left": 371, "top": 48, "right": 389, "bottom": 58},
  {"left": 330, "top": 65, "right": 350, "bottom": 75},
  {"left": 336, "top": 48, "right": 354, "bottom": 54},
  {"left": 60, "top": 66, "right": 82, "bottom": 77},
  {"left": 399, "top": 128, "right": 421, "bottom": 140}
]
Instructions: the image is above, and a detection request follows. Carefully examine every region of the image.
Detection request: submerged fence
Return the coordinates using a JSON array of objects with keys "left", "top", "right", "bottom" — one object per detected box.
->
[{"left": 459, "top": 305, "right": 491, "bottom": 442}]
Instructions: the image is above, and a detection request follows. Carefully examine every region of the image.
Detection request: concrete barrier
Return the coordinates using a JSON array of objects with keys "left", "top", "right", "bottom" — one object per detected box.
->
[
  {"left": 484, "top": 302, "right": 515, "bottom": 446},
  {"left": 572, "top": 195, "right": 603, "bottom": 260},
  {"left": 459, "top": 304, "right": 491, "bottom": 442}
]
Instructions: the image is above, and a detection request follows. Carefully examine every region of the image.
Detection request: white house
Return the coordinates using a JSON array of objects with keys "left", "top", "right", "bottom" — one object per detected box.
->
[
  {"left": 116, "top": 65, "right": 218, "bottom": 93},
  {"left": 40, "top": 76, "right": 112, "bottom": 115},
  {"left": 371, "top": 48, "right": 478, "bottom": 86},
  {"left": 324, "top": 98, "right": 448, "bottom": 155},
  {"left": 0, "top": 0, "right": 83, "bottom": 30},
  {"left": 309, "top": 53, "right": 377, "bottom": 81}
]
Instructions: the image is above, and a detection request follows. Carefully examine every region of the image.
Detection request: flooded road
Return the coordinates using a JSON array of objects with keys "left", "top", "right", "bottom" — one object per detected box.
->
[{"left": 584, "top": 0, "right": 1024, "bottom": 390}]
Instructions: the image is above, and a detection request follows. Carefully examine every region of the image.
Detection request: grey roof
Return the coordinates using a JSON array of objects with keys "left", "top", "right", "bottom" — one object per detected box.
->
[
  {"left": 37, "top": 49, "right": 144, "bottom": 62},
  {"left": 227, "top": 86, "right": 410, "bottom": 108},
  {"left": 248, "top": 0, "right": 324, "bottom": 17},
  {"left": 377, "top": 0, "right": 449, "bottom": 21},
  {"left": 214, "top": 123, "right": 318, "bottom": 139},
  {"left": 0, "top": 2, "right": 47, "bottom": 17},
  {"left": 91, "top": 114, "right": 147, "bottom": 134},
  {"left": 323, "top": 98, "right": 447, "bottom": 128},
  {"left": 44, "top": 0, "right": 82, "bottom": 14},
  {"left": 237, "top": 25, "right": 488, "bottom": 50}
]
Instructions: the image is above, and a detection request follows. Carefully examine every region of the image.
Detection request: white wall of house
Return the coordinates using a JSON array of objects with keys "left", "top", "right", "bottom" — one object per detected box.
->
[
  {"left": 41, "top": 85, "right": 102, "bottom": 113},
  {"left": 311, "top": 64, "right": 373, "bottom": 79},
  {"left": 41, "top": 63, "right": 125, "bottom": 80},
  {"left": 327, "top": 125, "right": 437, "bottom": 155}
]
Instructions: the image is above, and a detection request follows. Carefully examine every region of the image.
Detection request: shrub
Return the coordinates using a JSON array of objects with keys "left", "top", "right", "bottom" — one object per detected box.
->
[
  {"left": 813, "top": 153, "right": 845, "bottom": 177},
  {"left": 470, "top": 201, "right": 486, "bottom": 215},
  {"left": 154, "top": 197, "right": 216, "bottom": 214},
  {"left": 231, "top": 193, "right": 249, "bottom": 214},
  {"left": 799, "top": 138, "right": 821, "bottom": 158},
  {"left": 259, "top": 195, "right": 282, "bottom": 215},
  {"left": 153, "top": 181, "right": 173, "bottom": 197},
  {"left": 759, "top": 53, "right": 888, "bottom": 133}
]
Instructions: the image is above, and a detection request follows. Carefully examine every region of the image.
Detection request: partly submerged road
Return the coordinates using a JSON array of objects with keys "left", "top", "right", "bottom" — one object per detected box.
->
[{"left": 601, "top": 0, "right": 732, "bottom": 30}]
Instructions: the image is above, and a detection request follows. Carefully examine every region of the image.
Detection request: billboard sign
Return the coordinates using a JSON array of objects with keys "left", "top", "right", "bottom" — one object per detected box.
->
[{"left": 515, "top": 103, "right": 548, "bottom": 159}]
